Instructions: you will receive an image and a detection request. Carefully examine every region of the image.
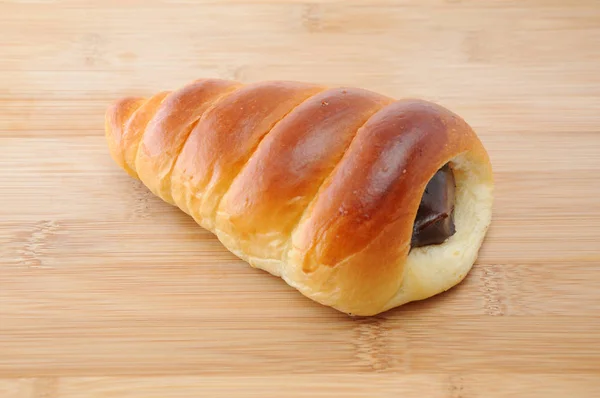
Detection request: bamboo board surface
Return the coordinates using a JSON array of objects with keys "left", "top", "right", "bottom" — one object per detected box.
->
[{"left": 1, "top": 0, "right": 600, "bottom": 397}]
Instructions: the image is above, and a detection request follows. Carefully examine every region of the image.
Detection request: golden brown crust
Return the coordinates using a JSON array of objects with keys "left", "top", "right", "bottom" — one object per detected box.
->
[
  {"left": 136, "top": 79, "right": 242, "bottom": 205},
  {"left": 171, "top": 80, "right": 325, "bottom": 226},
  {"left": 285, "top": 99, "right": 492, "bottom": 315},
  {"left": 105, "top": 96, "right": 145, "bottom": 172},
  {"left": 216, "top": 87, "right": 395, "bottom": 262},
  {"left": 122, "top": 91, "right": 170, "bottom": 178},
  {"left": 296, "top": 99, "right": 480, "bottom": 265},
  {"left": 105, "top": 77, "right": 494, "bottom": 316}
]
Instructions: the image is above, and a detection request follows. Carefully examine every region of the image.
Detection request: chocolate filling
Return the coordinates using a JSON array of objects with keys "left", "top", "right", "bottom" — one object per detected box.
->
[{"left": 411, "top": 163, "right": 456, "bottom": 248}]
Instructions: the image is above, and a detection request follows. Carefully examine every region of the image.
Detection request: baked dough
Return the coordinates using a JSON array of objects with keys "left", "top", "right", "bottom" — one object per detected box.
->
[{"left": 105, "top": 78, "right": 494, "bottom": 316}]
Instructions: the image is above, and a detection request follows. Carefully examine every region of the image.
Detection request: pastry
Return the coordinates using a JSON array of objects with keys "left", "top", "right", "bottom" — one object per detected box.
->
[{"left": 105, "top": 78, "right": 494, "bottom": 316}]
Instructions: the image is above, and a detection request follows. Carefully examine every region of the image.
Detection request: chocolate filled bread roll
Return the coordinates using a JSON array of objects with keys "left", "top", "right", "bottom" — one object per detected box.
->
[{"left": 105, "top": 78, "right": 494, "bottom": 316}]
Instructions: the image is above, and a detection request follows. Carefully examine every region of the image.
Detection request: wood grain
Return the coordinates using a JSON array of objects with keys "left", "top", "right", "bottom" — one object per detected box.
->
[{"left": 1, "top": 0, "right": 599, "bottom": 396}]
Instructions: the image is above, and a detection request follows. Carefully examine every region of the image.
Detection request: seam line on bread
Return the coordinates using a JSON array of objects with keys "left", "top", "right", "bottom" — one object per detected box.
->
[
  {"left": 165, "top": 84, "right": 243, "bottom": 208},
  {"left": 119, "top": 98, "right": 146, "bottom": 176},
  {"left": 282, "top": 96, "right": 393, "bottom": 273},
  {"left": 197, "top": 85, "right": 328, "bottom": 230},
  {"left": 128, "top": 92, "right": 171, "bottom": 178},
  {"left": 211, "top": 86, "right": 329, "bottom": 221},
  {"left": 132, "top": 94, "right": 169, "bottom": 178}
]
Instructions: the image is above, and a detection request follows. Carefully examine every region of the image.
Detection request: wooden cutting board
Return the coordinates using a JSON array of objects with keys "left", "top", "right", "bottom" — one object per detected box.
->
[{"left": 1, "top": 1, "right": 599, "bottom": 396}]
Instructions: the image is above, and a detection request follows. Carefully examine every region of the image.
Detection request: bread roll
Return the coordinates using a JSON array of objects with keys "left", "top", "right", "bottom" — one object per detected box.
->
[{"left": 105, "top": 78, "right": 494, "bottom": 316}]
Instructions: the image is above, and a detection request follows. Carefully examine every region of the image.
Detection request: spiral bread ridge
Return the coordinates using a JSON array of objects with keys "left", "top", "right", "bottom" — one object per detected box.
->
[{"left": 105, "top": 77, "right": 494, "bottom": 316}]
